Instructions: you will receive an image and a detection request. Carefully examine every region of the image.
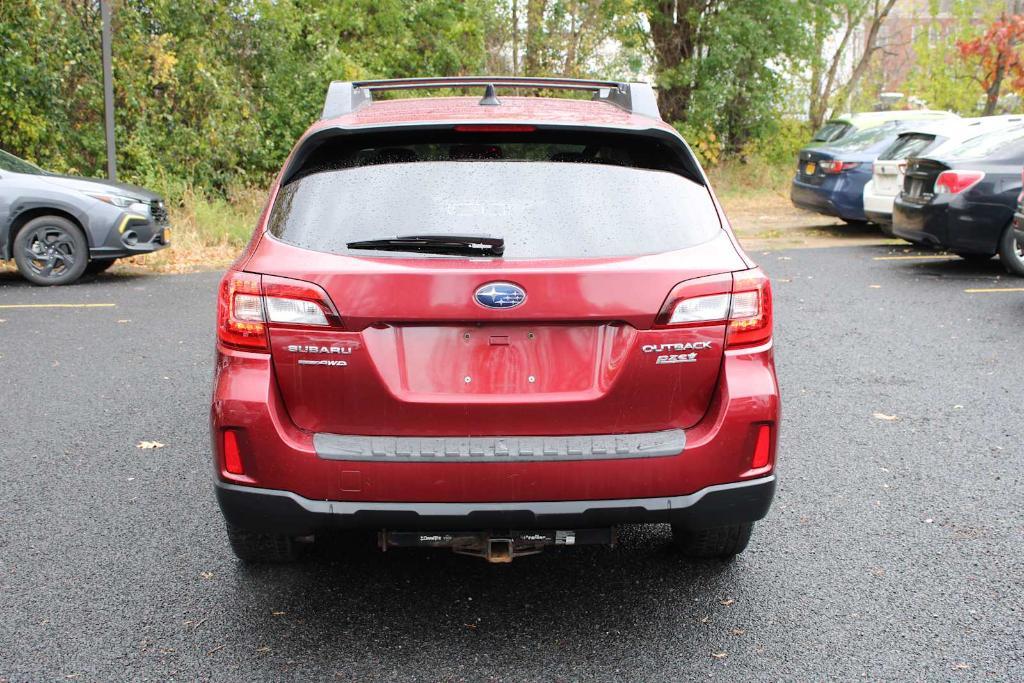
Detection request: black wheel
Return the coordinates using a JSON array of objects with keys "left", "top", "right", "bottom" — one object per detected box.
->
[
  {"left": 85, "top": 258, "right": 117, "bottom": 274},
  {"left": 225, "top": 522, "right": 304, "bottom": 563},
  {"left": 671, "top": 522, "right": 753, "bottom": 559},
  {"left": 953, "top": 252, "right": 992, "bottom": 263},
  {"left": 12, "top": 216, "right": 89, "bottom": 286},
  {"left": 997, "top": 224, "right": 1024, "bottom": 276}
]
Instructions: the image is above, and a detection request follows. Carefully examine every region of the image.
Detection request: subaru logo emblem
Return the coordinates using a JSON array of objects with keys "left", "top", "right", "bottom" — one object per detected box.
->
[{"left": 474, "top": 282, "right": 526, "bottom": 309}]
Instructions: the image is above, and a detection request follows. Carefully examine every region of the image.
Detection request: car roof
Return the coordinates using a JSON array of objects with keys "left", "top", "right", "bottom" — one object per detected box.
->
[{"left": 827, "top": 111, "right": 958, "bottom": 129}]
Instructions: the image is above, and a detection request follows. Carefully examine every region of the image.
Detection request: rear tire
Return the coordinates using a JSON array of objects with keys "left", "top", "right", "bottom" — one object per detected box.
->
[
  {"left": 85, "top": 258, "right": 116, "bottom": 274},
  {"left": 997, "top": 224, "right": 1024, "bottom": 276},
  {"left": 671, "top": 522, "right": 753, "bottom": 559},
  {"left": 12, "top": 216, "right": 89, "bottom": 286},
  {"left": 225, "top": 522, "right": 304, "bottom": 563}
]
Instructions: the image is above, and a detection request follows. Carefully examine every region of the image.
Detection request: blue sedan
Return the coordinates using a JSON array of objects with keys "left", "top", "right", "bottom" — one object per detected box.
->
[{"left": 790, "top": 122, "right": 918, "bottom": 224}]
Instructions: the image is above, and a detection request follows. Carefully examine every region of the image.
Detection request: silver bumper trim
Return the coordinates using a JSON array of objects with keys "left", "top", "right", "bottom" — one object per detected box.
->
[{"left": 313, "top": 429, "right": 686, "bottom": 463}]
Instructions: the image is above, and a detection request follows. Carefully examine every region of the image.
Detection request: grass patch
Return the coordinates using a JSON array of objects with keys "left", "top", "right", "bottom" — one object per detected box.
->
[
  {"left": 706, "top": 157, "right": 794, "bottom": 206},
  {"left": 117, "top": 185, "right": 265, "bottom": 273}
]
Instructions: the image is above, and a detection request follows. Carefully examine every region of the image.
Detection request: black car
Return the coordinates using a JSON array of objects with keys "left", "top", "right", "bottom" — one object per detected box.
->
[{"left": 892, "top": 125, "right": 1024, "bottom": 275}]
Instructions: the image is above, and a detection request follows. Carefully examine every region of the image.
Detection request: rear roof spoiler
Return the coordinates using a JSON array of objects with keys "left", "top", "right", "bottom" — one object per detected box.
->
[{"left": 320, "top": 77, "right": 661, "bottom": 121}]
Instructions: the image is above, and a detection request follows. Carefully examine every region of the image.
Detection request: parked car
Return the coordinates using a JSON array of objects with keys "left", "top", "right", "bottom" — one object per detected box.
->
[
  {"left": 211, "top": 77, "right": 779, "bottom": 564},
  {"left": 1014, "top": 179, "right": 1024, "bottom": 247},
  {"left": 892, "top": 124, "right": 1024, "bottom": 275},
  {"left": 809, "top": 110, "right": 958, "bottom": 146},
  {"left": 864, "top": 116, "right": 1024, "bottom": 230},
  {"left": 791, "top": 121, "right": 930, "bottom": 224},
  {"left": 0, "top": 149, "right": 169, "bottom": 285}
]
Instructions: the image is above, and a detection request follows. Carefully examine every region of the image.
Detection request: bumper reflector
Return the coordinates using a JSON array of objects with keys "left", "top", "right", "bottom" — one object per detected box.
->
[
  {"left": 752, "top": 424, "right": 771, "bottom": 469},
  {"left": 223, "top": 430, "right": 244, "bottom": 475}
]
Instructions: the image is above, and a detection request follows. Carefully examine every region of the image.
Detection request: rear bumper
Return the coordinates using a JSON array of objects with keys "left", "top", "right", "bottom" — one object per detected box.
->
[
  {"left": 893, "top": 194, "right": 1006, "bottom": 254},
  {"left": 862, "top": 185, "right": 894, "bottom": 224},
  {"left": 216, "top": 475, "right": 777, "bottom": 534},
  {"left": 790, "top": 176, "right": 867, "bottom": 221}
]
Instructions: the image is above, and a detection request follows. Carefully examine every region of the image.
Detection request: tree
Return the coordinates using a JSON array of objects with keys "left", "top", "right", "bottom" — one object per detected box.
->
[
  {"left": 643, "top": 0, "right": 814, "bottom": 151},
  {"left": 959, "top": 13, "right": 1024, "bottom": 115},
  {"left": 806, "top": 0, "right": 899, "bottom": 130}
]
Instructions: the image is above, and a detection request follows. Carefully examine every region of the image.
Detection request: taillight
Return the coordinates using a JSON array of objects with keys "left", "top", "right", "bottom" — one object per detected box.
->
[
  {"left": 727, "top": 268, "right": 772, "bottom": 349},
  {"left": 216, "top": 271, "right": 340, "bottom": 351},
  {"left": 822, "top": 160, "right": 859, "bottom": 174},
  {"left": 934, "top": 170, "right": 984, "bottom": 195},
  {"left": 656, "top": 268, "right": 773, "bottom": 349}
]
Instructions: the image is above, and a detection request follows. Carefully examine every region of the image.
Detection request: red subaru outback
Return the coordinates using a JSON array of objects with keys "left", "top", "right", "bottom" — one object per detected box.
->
[{"left": 211, "top": 77, "right": 779, "bottom": 563}]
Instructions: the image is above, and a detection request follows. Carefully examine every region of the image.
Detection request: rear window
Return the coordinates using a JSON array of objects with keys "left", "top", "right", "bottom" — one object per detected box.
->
[
  {"left": 269, "top": 133, "right": 721, "bottom": 259},
  {"left": 879, "top": 133, "right": 937, "bottom": 160},
  {"left": 812, "top": 121, "right": 851, "bottom": 143},
  {"left": 829, "top": 121, "right": 908, "bottom": 151},
  {"left": 944, "top": 125, "right": 1024, "bottom": 160}
]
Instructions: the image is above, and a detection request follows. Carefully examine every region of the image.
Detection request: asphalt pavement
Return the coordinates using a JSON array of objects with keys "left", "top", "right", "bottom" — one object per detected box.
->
[{"left": 0, "top": 245, "right": 1022, "bottom": 681}]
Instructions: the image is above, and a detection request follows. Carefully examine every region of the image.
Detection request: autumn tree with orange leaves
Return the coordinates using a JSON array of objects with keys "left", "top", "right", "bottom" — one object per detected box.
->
[{"left": 959, "top": 14, "right": 1024, "bottom": 116}]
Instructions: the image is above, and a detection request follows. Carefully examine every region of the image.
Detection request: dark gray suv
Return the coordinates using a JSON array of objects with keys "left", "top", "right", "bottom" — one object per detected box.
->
[{"left": 0, "top": 149, "right": 170, "bottom": 285}]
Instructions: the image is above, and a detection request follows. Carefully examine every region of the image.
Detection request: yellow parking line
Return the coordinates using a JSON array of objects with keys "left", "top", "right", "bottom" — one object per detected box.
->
[
  {"left": 873, "top": 255, "right": 959, "bottom": 261},
  {"left": 0, "top": 303, "right": 117, "bottom": 309},
  {"left": 964, "top": 288, "right": 1024, "bottom": 293}
]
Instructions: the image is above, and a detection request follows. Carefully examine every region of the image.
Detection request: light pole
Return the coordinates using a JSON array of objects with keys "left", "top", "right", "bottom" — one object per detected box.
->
[{"left": 101, "top": 0, "right": 116, "bottom": 181}]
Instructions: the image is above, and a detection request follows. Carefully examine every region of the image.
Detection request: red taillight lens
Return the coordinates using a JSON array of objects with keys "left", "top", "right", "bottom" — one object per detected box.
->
[
  {"left": 822, "top": 160, "right": 859, "bottom": 174},
  {"left": 751, "top": 424, "right": 772, "bottom": 469},
  {"left": 216, "top": 272, "right": 340, "bottom": 351},
  {"left": 217, "top": 271, "right": 268, "bottom": 350},
  {"left": 655, "top": 269, "right": 773, "bottom": 348},
  {"left": 727, "top": 268, "right": 773, "bottom": 349},
  {"left": 261, "top": 275, "right": 340, "bottom": 326},
  {"left": 656, "top": 273, "right": 734, "bottom": 326},
  {"left": 934, "top": 170, "right": 984, "bottom": 195},
  {"left": 223, "top": 429, "right": 244, "bottom": 475}
]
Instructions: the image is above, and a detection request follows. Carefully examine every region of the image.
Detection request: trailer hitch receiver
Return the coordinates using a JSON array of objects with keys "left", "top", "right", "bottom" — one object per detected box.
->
[{"left": 379, "top": 528, "right": 616, "bottom": 562}]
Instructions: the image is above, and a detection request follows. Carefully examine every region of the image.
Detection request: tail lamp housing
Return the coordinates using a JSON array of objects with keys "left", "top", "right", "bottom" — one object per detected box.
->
[
  {"left": 657, "top": 268, "right": 773, "bottom": 349},
  {"left": 217, "top": 271, "right": 341, "bottom": 351},
  {"left": 934, "top": 170, "right": 984, "bottom": 195},
  {"left": 822, "top": 160, "right": 859, "bottom": 174}
]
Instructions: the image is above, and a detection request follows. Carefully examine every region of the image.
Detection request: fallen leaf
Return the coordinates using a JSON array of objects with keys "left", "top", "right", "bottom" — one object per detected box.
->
[
  {"left": 720, "top": 598, "right": 735, "bottom": 606},
  {"left": 869, "top": 284, "right": 881, "bottom": 289},
  {"left": 256, "top": 645, "right": 271, "bottom": 653},
  {"left": 952, "top": 662, "right": 971, "bottom": 670},
  {"left": 117, "top": 319, "right": 131, "bottom": 324},
  {"left": 137, "top": 441, "right": 165, "bottom": 449},
  {"left": 872, "top": 413, "right": 898, "bottom": 421},
  {"left": 200, "top": 571, "right": 214, "bottom": 579},
  {"left": 712, "top": 651, "right": 728, "bottom": 659},
  {"left": 730, "top": 628, "right": 746, "bottom": 636},
  {"left": 924, "top": 518, "right": 934, "bottom": 524},
  {"left": 271, "top": 610, "right": 286, "bottom": 616}
]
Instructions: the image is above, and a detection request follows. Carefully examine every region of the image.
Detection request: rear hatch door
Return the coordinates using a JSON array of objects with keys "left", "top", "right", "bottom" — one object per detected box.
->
[{"left": 250, "top": 129, "right": 745, "bottom": 438}]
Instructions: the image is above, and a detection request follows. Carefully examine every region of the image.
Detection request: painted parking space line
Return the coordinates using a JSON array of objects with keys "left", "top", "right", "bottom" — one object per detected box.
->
[
  {"left": 0, "top": 303, "right": 117, "bottom": 310},
  {"left": 872, "top": 255, "right": 959, "bottom": 261},
  {"left": 964, "top": 288, "right": 1024, "bottom": 293}
]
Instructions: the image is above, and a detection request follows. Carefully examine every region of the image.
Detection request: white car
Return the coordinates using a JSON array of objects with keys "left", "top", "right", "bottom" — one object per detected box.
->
[{"left": 863, "top": 115, "right": 1024, "bottom": 231}]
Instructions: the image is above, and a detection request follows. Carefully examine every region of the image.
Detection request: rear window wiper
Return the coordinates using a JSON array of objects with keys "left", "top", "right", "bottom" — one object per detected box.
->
[{"left": 346, "top": 234, "right": 504, "bottom": 256}]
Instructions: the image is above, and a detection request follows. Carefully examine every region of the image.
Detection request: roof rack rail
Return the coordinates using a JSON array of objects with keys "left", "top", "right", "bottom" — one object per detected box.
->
[{"left": 320, "top": 76, "right": 661, "bottom": 121}]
